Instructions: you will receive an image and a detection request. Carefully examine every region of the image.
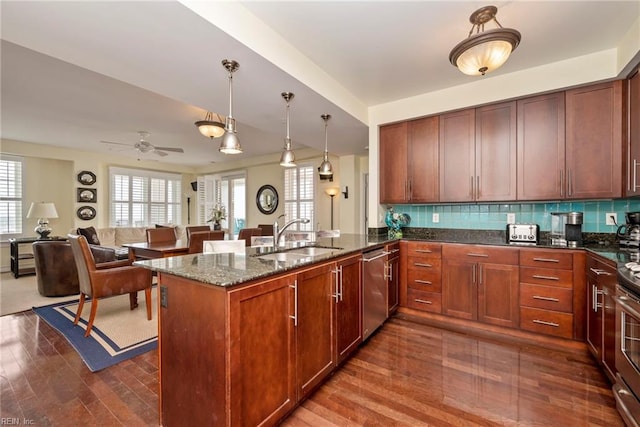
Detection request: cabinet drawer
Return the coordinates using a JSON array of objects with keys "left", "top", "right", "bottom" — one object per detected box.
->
[
  {"left": 407, "top": 256, "right": 441, "bottom": 270},
  {"left": 519, "top": 266, "right": 573, "bottom": 288},
  {"left": 520, "top": 307, "right": 573, "bottom": 339},
  {"left": 407, "top": 269, "right": 441, "bottom": 293},
  {"left": 520, "top": 283, "right": 573, "bottom": 313},
  {"left": 520, "top": 250, "right": 573, "bottom": 269},
  {"left": 406, "top": 242, "right": 441, "bottom": 257},
  {"left": 442, "top": 244, "right": 518, "bottom": 265},
  {"left": 406, "top": 289, "right": 441, "bottom": 313}
]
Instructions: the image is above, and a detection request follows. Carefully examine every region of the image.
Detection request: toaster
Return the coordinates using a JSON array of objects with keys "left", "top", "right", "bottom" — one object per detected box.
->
[{"left": 507, "top": 223, "right": 539, "bottom": 245}]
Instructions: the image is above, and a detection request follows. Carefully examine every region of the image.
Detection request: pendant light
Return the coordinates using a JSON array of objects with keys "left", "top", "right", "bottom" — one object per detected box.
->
[
  {"left": 318, "top": 114, "right": 333, "bottom": 177},
  {"left": 219, "top": 59, "right": 242, "bottom": 154},
  {"left": 449, "top": 5, "right": 521, "bottom": 76},
  {"left": 279, "top": 92, "right": 296, "bottom": 167},
  {"left": 195, "top": 111, "right": 225, "bottom": 139}
]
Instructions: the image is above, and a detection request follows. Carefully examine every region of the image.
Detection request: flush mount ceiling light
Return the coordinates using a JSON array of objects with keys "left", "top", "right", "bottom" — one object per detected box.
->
[
  {"left": 449, "top": 5, "right": 521, "bottom": 76},
  {"left": 195, "top": 111, "right": 225, "bottom": 139},
  {"left": 279, "top": 92, "right": 296, "bottom": 168},
  {"left": 318, "top": 114, "right": 333, "bottom": 178},
  {"left": 219, "top": 59, "right": 242, "bottom": 154}
]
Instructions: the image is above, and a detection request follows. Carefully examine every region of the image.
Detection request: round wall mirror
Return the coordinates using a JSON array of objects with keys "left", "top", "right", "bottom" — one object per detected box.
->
[{"left": 256, "top": 185, "right": 278, "bottom": 215}]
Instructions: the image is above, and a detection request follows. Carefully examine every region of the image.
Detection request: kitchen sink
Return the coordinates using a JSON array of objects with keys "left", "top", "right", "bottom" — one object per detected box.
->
[
  {"left": 256, "top": 252, "right": 307, "bottom": 262},
  {"left": 255, "top": 246, "right": 342, "bottom": 262},
  {"left": 286, "top": 246, "right": 339, "bottom": 256}
]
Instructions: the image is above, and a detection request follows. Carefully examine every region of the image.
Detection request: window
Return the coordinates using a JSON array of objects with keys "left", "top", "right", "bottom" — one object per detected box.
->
[
  {"left": 109, "top": 167, "right": 181, "bottom": 226},
  {"left": 0, "top": 155, "right": 23, "bottom": 235},
  {"left": 197, "top": 172, "right": 246, "bottom": 236},
  {"left": 284, "top": 164, "right": 314, "bottom": 231}
]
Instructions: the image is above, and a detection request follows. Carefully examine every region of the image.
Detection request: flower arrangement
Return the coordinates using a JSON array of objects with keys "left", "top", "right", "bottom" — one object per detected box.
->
[
  {"left": 385, "top": 206, "right": 411, "bottom": 239},
  {"left": 207, "top": 203, "right": 227, "bottom": 226}
]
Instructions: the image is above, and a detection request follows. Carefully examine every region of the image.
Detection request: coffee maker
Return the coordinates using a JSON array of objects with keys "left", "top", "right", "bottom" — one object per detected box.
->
[
  {"left": 617, "top": 211, "right": 640, "bottom": 248},
  {"left": 550, "top": 212, "right": 583, "bottom": 247}
]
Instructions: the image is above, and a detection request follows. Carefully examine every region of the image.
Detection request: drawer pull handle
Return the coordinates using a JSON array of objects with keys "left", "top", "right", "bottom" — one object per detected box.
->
[
  {"left": 415, "top": 249, "right": 433, "bottom": 253},
  {"left": 414, "top": 262, "right": 433, "bottom": 268},
  {"left": 532, "top": 257, "right": 560, "bottom": 263},
  {"left": 532, "top": 274, "right": 559, "bottom": 281},
  {"left": 414, "top": 299, "right": 433, "bottom": 305},
  {"left": 414, "top": 279, "right": 432, "bottom": 285},
  {"left": 532, "top": 319, "right": 559, "bottom": 327},
  {"left": 589, "top": 268, "right": 613, "bottom": 276},
  {"left": 532, "top": 295, "right": 560, "bottom": 302},
  {"left": 467, "top": 253, "right": 489, "bottom": 258}
]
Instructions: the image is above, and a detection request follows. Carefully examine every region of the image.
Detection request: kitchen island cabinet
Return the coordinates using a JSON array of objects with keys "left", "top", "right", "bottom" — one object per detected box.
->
[
  {"left": 334, "top": 254, "right": 362, "bottom": 365},
  {"left": 379, "top": 116, "right": 439, "bottom": 203},
  {"left": 442, "top": 244, "right": 520, "bottom": 329}
]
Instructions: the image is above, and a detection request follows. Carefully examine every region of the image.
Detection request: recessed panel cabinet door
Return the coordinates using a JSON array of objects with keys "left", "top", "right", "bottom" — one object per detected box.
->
[
  {"left": 442, "top": 258, "right": 476, "bottom": 320},
  {"left": 379, "top": 122, "right": 408, "bottom": 203},
  {"left": 517, "top": 92, "right": 566, "bottom": 200},
  {"left": 565, "top": 80, "right": 623, "bottom": 199},
  {"left": 477, "top": 263, "right": 519, "bottom": 329},
  {"left": 440, "top": 109, "right": 475, "bottom": 202},
  {"left": 409, "top": 116, "right": 439, "bottom": 202},
  {"left": 627, "top": 69, "right": 640, "bottom": 196},
  {"left": 335, "top": 255, "right": 362, "bottom": 365}
]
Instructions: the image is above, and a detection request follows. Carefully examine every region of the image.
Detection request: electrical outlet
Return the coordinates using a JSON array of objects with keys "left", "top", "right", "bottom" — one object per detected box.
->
[
  {"left": 432, "top": 213, "right": 440, "bottom": 223},
  {"left": 507, "top": 213, "right": 516, "bottom": 224},
  {"left": 606, "top": 213, "right": 617, "bottom": 226}
]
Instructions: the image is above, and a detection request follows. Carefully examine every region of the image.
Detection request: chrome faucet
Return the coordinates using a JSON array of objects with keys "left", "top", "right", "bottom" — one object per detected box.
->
[{"left": 273, "top": 215, "right": 310, "bottom": 249}]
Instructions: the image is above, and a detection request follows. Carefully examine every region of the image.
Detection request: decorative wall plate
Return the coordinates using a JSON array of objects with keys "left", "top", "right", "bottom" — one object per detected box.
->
[
  {"left": 77, "top": 171, "right": 96, "bottom": 185},
  {"left": 77, "top": 206, "right": 96, "bottom": 220}
]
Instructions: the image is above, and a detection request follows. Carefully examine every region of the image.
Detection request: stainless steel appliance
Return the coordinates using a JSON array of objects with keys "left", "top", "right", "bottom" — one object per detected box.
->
[
  {"left": 362, "top": 247, "right": 389, "bottom": 340},
  {"left": 550, "top": 212, "right": 583, "bottom": 247},
  {"left": 506, "top": 223, "right": 539, "bottom": 245},
  {"left": 618, "top": 212, "right": 640, "bottom": 248},
  {"left": 614, "top": 264, "right": 640, "bottom": 426}
]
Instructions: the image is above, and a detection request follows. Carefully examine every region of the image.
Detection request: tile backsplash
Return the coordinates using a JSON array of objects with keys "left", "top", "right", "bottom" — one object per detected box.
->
[{"left": 391, "top": 199, "right": 640, "bottom": 233}]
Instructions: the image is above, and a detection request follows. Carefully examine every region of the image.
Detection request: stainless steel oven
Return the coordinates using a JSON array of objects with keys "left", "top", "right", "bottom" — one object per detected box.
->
[{"left": 615, "top": 279, "right": 640, "bottom": 426}]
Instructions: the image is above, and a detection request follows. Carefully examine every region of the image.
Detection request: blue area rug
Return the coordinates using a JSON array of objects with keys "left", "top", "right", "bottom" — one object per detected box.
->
[{"left": 33, "top": 293, "right": 157, "bottom": 372}]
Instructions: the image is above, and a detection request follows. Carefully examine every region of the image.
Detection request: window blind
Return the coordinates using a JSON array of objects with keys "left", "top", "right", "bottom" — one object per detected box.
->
[
  {"left": 284, "top": 164, "right": 315, "bottom": 231},
  {"left": 0, "top": 156, "right": 23, "bottom": 235}
]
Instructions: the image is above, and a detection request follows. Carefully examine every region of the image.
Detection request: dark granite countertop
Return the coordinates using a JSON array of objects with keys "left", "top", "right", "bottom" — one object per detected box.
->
[
  {"left": 133, "top": 233, "right": 394, "bottom": 287},
  {"left": 135, "top": 230, "right": 636, "bottom": 287}
]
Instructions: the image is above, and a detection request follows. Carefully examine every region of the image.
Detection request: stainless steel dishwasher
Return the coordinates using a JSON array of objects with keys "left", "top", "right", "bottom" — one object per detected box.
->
[{"left": 362, "top": 247, "right": 389, "bottom": 340}]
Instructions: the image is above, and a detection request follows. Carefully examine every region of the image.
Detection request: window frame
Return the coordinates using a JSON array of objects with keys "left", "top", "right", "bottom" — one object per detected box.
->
[
  {"left": 0, "top": 155, "right": 24, "bottom": 237},
  {"left": 283, "top": 163, "right": 315, "bottom": 232}
]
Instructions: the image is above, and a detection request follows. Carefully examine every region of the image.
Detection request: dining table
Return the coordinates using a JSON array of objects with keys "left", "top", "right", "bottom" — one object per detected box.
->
[{"left": 123, "top": 240, "right": 189, "bottom": 260}]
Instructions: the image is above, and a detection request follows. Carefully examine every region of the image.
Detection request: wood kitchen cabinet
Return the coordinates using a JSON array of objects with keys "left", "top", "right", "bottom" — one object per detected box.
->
[
  {"left": 386, "top": 242, "right": 400, "bottom": 315},
  {"left": 439, "top": 102, "right": 516, "bottom": 202},
  {"left": 565, "top": 80, "right": 623, "bottom": 199},
  {"left": 379, "top": 116, "right": 439, "bottom": 203},
  {"left": 517, "top": 92, "right": 566, "bottom": 200},
  {"left": 334, "top": 254, "right": 362, "bottom": 366},
  {"left": 401, "top": 241, "right": 442, "bottom": 313},
  {"left": 586, "top": 253, "right": 617, "bottom": 382},
  {"left": 626, "top": 68, "right": 640, "bottom": 196},
  {"left": 442, "top": 244, "right": 519, "bottom": 328}
]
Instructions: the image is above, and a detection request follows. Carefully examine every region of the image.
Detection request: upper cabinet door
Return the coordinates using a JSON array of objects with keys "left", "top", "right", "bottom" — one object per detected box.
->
[
  {"left": 379, "top": 122, "right": 409, "bottom": 204},
  {"left": 627, "top": 69, "right": 640, "bottom": 197},
  {"left": 565, "top": 80, "right": 623, "bottom": 199},
  {"left": 440, "top": 109, "right": 475, "bottom": 202},
  {"left": 475, "top": 101, "right": 517, "bottom": 202},
  {"left": 408, "top": 116, "right": 439, "bottom": 203},
  {"left": 517, "top": 92, "right": 566, "bottom": 201}
]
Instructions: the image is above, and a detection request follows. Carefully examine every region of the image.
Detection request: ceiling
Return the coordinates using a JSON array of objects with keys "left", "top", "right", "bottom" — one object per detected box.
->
[{"left": 1, "top": 1, "right": 638, "bottom": 168}]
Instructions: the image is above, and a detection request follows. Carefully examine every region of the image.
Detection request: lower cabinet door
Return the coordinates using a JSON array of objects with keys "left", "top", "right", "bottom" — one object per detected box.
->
[
  {"left": 478, "top": 263, "right": 519, "bottom": 329},
  {"left": 336, "top": 255, "right": 362, "bottom": 365},
  {"left": 442, "top": 259, "right": 476, "bottom": 320}
]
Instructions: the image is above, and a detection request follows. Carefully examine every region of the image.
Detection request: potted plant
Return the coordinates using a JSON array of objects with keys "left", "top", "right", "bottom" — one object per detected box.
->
[{"left": 207, "top": 204, "right": 227, "bottom": 230}]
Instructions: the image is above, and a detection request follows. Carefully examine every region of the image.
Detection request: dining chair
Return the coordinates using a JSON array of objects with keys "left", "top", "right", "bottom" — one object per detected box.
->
[
  {"left": 188, "top": 230, "right": 225, "bottom": 254},
  {"left": 203, "top": 239, "right": 246, "bottom": 254},
  {"left": 257, "top": 224, "right": 274, "bottom": 236},
  {"left": 67, "top": 234, "right": 153, "bottom": 337},
  {"left": 146, "top": 227, "right": 177, "bottom": 244},
  {"left": 186, "top": 225, "right": 211, "bottom": 242},
  {"left": 237, "top": 228, "right": 263, "bottom": 246}
]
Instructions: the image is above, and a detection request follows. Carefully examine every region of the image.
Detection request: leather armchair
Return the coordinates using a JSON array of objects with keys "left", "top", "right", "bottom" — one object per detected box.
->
[
  {"left": 68, "top": 234, "right": 153, "bottom": 337},
  {"left": 33, "top": 240, "right": 116, "bottom": 297}
]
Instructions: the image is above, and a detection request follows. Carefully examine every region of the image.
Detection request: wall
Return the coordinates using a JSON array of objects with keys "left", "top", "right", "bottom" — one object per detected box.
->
[{"left": 391, "top": 199, "right": 639, "bottom": 234}]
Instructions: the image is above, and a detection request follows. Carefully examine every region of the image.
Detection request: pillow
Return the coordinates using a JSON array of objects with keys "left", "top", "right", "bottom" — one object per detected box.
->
[{"left": 77, "top": 226, "right": 101, "bottom": 245}]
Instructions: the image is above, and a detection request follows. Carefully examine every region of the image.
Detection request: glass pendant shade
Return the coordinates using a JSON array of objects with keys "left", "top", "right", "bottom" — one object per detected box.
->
[
  {"left": 195, "top": 111, "right": 225, "bottom": 139},
  {"left": 279, "top": 92, "right": 296, "bottom": 167},
  {"left": 220, "top": 59, "right": 242, "bottom": 154},
  {"left": 318, "top": 114, "right": 333, "bottom": 177},
  {"left": 449, "top": 6, "right": 521, "bottom": 76}
]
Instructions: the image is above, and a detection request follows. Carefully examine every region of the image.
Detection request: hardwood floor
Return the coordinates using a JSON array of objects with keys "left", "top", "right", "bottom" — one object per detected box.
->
[{"left": 1, "top": 310, "right": 623, "bottom": 426}]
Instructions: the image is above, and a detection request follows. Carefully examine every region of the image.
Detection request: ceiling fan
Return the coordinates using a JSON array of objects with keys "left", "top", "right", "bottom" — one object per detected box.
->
[{"left": 101, "top": 131, "right": 184, "bottom": 157}]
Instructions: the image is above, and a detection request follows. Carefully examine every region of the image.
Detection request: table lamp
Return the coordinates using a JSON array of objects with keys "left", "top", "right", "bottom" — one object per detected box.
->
[{"left": 27, "top": 202, "right": 59, "bottom": 239}]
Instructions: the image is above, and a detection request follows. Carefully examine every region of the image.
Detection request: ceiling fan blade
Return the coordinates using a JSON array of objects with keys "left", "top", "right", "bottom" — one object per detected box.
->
[
  {"left": 153, "top": 150, "right": 169, "bottom": 157},
  {"left": 154, "top": 146, "right": 184, "bottom": 153},
  {"left": 100, "top": 140, "right": 131, "bottom": 146}
]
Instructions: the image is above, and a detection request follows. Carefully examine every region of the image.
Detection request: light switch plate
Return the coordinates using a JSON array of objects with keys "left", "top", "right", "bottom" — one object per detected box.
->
[
  {"left": 606, "top": 213, "right": 617, "bottom": 225},
  {"left": 432, "top": 213, "right": 440, "bottom": 223},
  {"left": 507, "top": 213, "right": 516, "bottom": 224}
]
